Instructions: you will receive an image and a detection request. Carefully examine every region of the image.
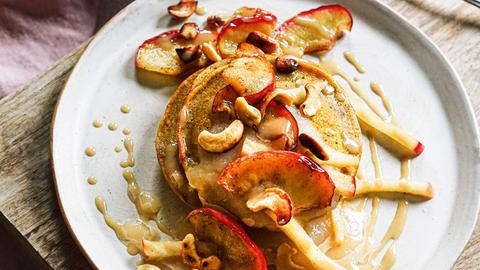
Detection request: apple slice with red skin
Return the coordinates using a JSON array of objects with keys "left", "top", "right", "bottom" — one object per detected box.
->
[
  {"left": 222, "top": 55, "right": 276, "bottom": 105},
  {"left": 187, "top": 208, "right": 267, "bottom": 270},
  {"left": 218, "top": 151, "right": 335, "bottom": 215},
  {"left": 258, "top": 101, "right": 299, "bottom": 150},
  {"left": 135, "top": 29, "right": 216, "bottom": 75},
  {"left": 275, "top": 5, "right": 352, "bottom": 55},
  {"left": 217, "top": 10, "right": 277, "bottom": 57}
]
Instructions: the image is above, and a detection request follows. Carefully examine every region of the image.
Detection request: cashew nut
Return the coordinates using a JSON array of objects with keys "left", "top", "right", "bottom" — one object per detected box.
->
[
  {"left": 246, "top": 187, "right": 292, "bottom": 225},
  {"left": 198, "top": 120, "right": 244, "bottom": 152},
  {"left": 202, "top": 42, "right": 222, "bottom": 62},
  {"left": 300, "top": 81, "right": 327, "bottom": 117},
  {"left": 235, "top": 97, "right": 261, "bottom": 127}
]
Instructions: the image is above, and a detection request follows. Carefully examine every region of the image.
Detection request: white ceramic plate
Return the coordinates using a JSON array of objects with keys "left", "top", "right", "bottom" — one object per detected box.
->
[{"left": 51, "top": 0, "right": 480, "bottom": 269}]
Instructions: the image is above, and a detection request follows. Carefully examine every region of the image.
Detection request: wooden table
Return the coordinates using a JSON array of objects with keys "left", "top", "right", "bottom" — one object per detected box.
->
[{"left": 0, "top": 0, "right": 478, "bottom": 269}]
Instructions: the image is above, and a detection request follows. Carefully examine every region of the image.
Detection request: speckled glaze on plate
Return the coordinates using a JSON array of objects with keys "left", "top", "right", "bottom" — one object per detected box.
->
[{"left": 51, "top": 0, "right": 480, "bottom": 269}]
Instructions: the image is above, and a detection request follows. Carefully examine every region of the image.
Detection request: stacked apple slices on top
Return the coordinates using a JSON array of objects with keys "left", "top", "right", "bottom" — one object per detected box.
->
[{"left": 136, "top": 5, "right": 434, "bottom": 270}]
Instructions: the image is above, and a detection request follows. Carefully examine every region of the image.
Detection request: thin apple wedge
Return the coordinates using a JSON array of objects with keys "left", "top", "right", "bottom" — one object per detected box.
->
[
  {"left": 135, "top": 28, "right": 216, "bottom": 75},
  {"left": 217, "top": 9, "right": 277, "bottom": 57},
  {"left": 276, "top": 5, "right": 352, "bottom": 56},
  {"left": 273, "top": 215, "right": 344, "bottom": 270},
  {"left": 355, "top": 179, "right": 433, "bottom": 200},
  {"left": 187, "top": 208, "right": 267, "bottom": 270},
  {"left": 356, "top": 106, "right": 424, "bottom": 158}
]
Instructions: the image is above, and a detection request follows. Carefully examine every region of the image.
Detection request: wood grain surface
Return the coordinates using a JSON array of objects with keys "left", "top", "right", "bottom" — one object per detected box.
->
[{"left": 0, "top": 0, "right": 478, "bottom": 269}]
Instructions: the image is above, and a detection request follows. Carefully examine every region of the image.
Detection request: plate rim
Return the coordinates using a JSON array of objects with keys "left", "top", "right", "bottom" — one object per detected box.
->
[{"left": 50, "top": 0, "right": 480, "bottom": 269}]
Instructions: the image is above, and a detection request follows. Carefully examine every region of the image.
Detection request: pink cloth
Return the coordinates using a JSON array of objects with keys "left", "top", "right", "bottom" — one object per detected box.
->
[{"left": 0, "top": 0, "right": 132, "bottom": 98}]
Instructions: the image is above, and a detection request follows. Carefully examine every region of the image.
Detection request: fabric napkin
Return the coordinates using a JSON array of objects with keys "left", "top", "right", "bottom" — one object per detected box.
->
[{"left": 0, "top": 0, "right": 132, "bottom": 98}]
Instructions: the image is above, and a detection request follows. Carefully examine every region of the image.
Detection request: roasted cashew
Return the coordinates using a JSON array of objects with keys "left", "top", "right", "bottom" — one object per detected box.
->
[
  {"left": 235, "top": 97, "right": 261, "bottom": 127},
  {"left": 246, "top": 187, "right": 292, "bottom": 225},
  {"left": 198, "top": 120, "right": 244, "bottom": 152},
  {"left": 300, "top": 81, "right": 327, "bottom": 117}
]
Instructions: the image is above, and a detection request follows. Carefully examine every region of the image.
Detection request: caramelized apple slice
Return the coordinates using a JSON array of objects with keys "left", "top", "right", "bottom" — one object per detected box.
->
[
  {"left": 217, "top": 11, "right": 277, "bottom": 57},
  {"left": 276, "top": 5, "right": 352, "bottom": 56},
  {"left": 222, "top": 56, "right": 275, "bottom": 104},
  {"left": 218, "top": 151, "right": 335, "bottom": 214},
  {"left": 258, "top": 101, "right": 299, "bottom": 150},
  {"left": 135, "top": 29, "right": 216, "bottom": 75},
  {"left": 187, "top": 208, "right": 267, "bottom": 270}
]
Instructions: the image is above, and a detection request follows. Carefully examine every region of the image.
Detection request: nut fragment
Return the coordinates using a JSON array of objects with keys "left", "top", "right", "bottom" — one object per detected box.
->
[
  {"left": 202, "top": 42, "right": 222, "bottom": 62},
  {"left": 300, "top": 81, "right": 327, "bottom": 117},
  {"left": 246, "top": 31, "right": 279, "bottom": 54},
  {"left": 179, "top": 22, "right": 199, "bottom": 40},
  {"left": 168, "top": 0, "right": 197, "bottom": 19},
  {"left": 176, "top": 45, "right": 202, "bottom": 63},
  {"left": 181, "top": 234, "right": 221, "bottom": 270},
  {"left": 246, "top": 187, "right": 293, "bottom": 225},
  {"left": 198, "top": 120, "right": 244, "bottom": 153},
  {"left": 275, "top": 57, "right": 299, "bottom": 74},
  {"left": 207, "top": 15, "right": 226, "bottom": 31},
  {"left": 235, "top": 97, "right": 261, "bottom": 127}
]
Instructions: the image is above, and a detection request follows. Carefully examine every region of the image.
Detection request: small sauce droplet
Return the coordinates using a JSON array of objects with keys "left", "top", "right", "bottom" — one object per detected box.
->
[
  {"left": 108, "top": 123, "right": 118, "bottom": 131},
  {"left": 87, "top": 176, "right": 97, "bottom": 185},
  {"left": 122, "top": 128, "right": 131, "bottom": 135},
  {"left": 120, "top": 104, "right": 131, "bottom": 114},
  {"left": 85, "top": 147, "right": 96, "bottom": 157},
  {"left": 120, "top": 137, "right": 135, "bottom": 168},
  {"left": 92, "top": 120, "right": 103, "bottom": 128},
  {"left": 343, "top": 51, "right": 365, "bottom": 73},
  {"left": 354, "top": 76, "right": 360, "bottom": 82},
  {"left": 115, "top": 146, "right": 122, "bottom": 153}
]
